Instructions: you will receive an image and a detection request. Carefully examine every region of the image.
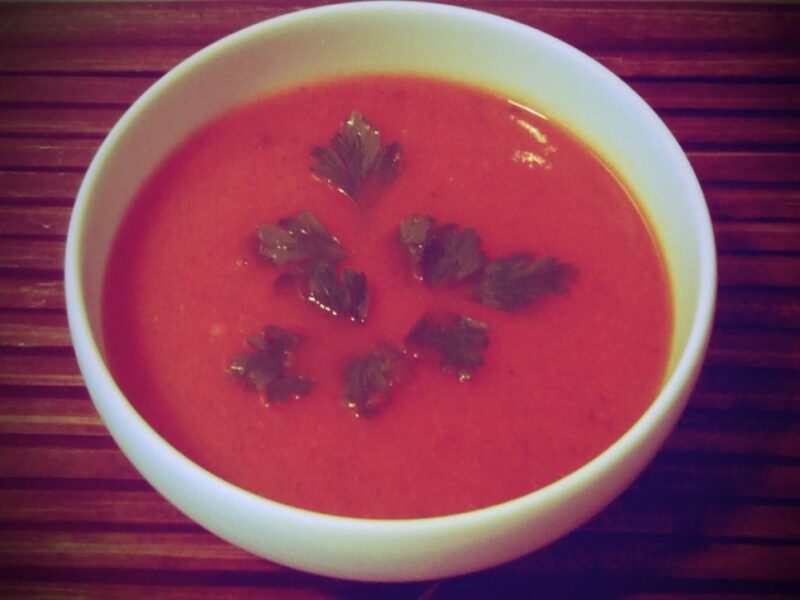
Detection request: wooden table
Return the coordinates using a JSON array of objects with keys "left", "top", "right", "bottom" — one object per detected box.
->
[{"left": 1, "top": 1, "right": 798, "bottom": 597}]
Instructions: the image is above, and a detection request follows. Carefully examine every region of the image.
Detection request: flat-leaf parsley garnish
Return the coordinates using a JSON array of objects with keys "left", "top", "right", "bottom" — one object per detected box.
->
[
  {"left": 306, "top": 261, "right": 370, "bottom": 324},
  {"left": 343, "top": 344, "right": 406, "bottom": 418},
  {"left": 229, "top": 326, "right": 313, "bottom": 403},
  {"left": 405, "top": 314, "right": 489, "bottom": 382},
  {"left": 477, "top": 254, "right": 577, "bottom": 311},
  {"left": 399, "top": 214, "right": 485, "bottom": 287},
  {"left": 232, "top": 111, "right": 580, "bottom": 417},
  {"left": 311, "top": 111, "right": 402, "bottom": 209},
  {"left": 258, "top": 210, "right": 370, "bottom": 324},
  {"left": 258, "top": 209, "right": 346, "bottom": 266}
]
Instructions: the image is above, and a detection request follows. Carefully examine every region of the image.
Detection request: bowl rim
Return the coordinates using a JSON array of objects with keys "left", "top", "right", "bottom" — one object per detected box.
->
[{"left": 64, "top": 0, "right": 717, "bottom": 558}]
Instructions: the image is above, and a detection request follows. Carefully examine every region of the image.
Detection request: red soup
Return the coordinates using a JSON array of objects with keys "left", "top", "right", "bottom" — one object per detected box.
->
[{"left": 103, "top": 75, "right": 672, "bottom": 519}]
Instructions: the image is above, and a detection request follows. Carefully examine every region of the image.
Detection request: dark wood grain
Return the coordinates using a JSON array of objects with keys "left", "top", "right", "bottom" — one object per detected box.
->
[{"left": 0, "top": 1, "right": 798, "bottom": 598}]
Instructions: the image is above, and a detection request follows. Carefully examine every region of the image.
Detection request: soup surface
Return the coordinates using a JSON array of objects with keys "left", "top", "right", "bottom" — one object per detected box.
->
[{"left": 103, "top": 75, "right": 672, "bottom": 519}]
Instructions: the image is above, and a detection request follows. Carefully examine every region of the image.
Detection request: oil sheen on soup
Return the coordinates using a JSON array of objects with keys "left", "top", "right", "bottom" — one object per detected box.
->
[{"left": 103, "top": 75, "right": 672, "bottom": 519}]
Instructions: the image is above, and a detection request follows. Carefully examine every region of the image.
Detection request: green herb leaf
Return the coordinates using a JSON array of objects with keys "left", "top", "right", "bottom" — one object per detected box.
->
[
  {"left": 343, "top": 344, "right": 405, "bottom": 418},
  {"left": 258, "top": 209, "right": 346, "bottom": 266},
  {"left": 399, "top": 214, "right": 484, "bottom": 287},
  {"left": 405, "top": 314, "right": 489, "bottom": 381},
  {"left": 306, "top": 262, "right": 370, "bottom": 324},
  {"left": 229, "top": 326, "right": 313, "bottom": 403},
  {"left": 399, "top": 213, "right": 434, "bottom": 269},
  {"left": 311, "top": 111, "right": 402, "bottom": 208},
  {"left": 266, "top": 375, "right": 314, "bottom": 403},
  {"left": 477, "top": 254, "right": 577, "bottom": 310}
]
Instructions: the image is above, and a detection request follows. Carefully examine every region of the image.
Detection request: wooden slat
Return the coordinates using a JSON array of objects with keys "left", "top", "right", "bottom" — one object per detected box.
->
[
  {"left": 2, "top": 487, "right": 799, "bottom": 543},
  {"left": 0, "top": 445, "right": 139, "bottom": 481},
  {"left": 0, "top": 138, "right": 99, "bottom": 169},
  {"left": 632, "top": 81, "right": 800, "bottom": 112},
  {"left": 0, "top": 106, "right": 119, "bottom": 137},
  {"left": 0, "top": 488, "right": 185, "bottom": 525},
  {"left": 632, "top": 459, "right": 800, "bottom": 501},
  {"left": 0, "top": 526, "right": 797, "bottom": 581},
  {"left": 663, "top": 114, "right": 800, "bottom": 148},
  {"left": 0, "top": 353, "right": 83, "bottom": 387},
  {"left": 1, "top": 316, "right": 798, "bottom": 368},
  {"left": 718, "top": 255, "right": 800, "bottom": 288},
  {"left": 1, "top": 439, "right": 796, "bottom": 501},
  {"left": 591, "top": 496, "right": 800, "bottom": 540},
  {"left": 0, "top": 239, "right": 64, "bottom": 271},
  {"left": 0, "top": 45, "right": 190, "bottom": 74},
  {"left": 0, "top": 311, "right": 71, "bottom": 348},
  {"left": 705, "top": 186, "right": 800, "bottom": 222},
  {"left": 715, "top": 288, "right": 800, "bottom": 331},
  {"left": 0, "top": 171, "right": 82, "bottom": 202},
  {"left": 1, "top": 2, "right": 797, "bottom": 53},
  {"left": 0, "top": 74, "right": 156, "bottom": 105},
  {"left": 0, "top": 279, "right": 64, "bottom": 310},
  {"left": 692, "top": 365, "right": 799, "bottom": 413},
  {"left": 0, "top": 582, "right": 348, "bottom": 600},
  {"left": 0, "top": 529, "right": 275, "bottom": 572},
  {"left": 2, "top": 389, "right": 798, "bottom": 461},
  {"left": 665, "top": 411, "right": 800, "bottom": 458},
  {"left": 2, "top": 76, "right": 799, "bottom": 114},
  {"left": 3, "top": 149, "right": 800, "bottom": 196},
  {"left": 707, "top": 327, "right": 800, "bottom": 370},
  {"left": 0, "top": 205, "right": 71, "bottom": 236},
  {"left": 0, "top": 396, "right": 103, "bottom": 436},
  {"left": 595, "top": 50, "right": 800, "bottom": 79},
  {"left": 1, "top": 208, "right": 791, "bottom": 254},
  {"left": 714, "top": 222, "right": 800, "bottom": 254},
  {"left": 3, "top": 45, "right": 797, "bottom": 80},
  {"left": 503, "top": 535, "right": 800, "bottom": 580},
  {"left": 689, "top": 152, "right": 800, "bottom": 185},
  {"left": 626, "top": 596, "right": 799, "bottom": 600},
  {"left": 3, "top": 105, "right": 800, "bottom": 148}
]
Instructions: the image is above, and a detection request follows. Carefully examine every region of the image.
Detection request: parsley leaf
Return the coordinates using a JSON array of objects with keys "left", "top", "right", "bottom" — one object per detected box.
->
[
  {"left": 477, "top": 254, "right": 577, "bottom": 311},
  {"left": 306, "top": 261, "right": 370, "bottom": 324},
  {"left": 229, "top": 326, "right": 313, "bottom": 403},
  {"left": 399, "top": 214, "right": 484, "bottom": 287},
  {"left": 258, "top": 209, "right": 346, "bottom": 266},
  {"left": 405, "top": 314, "right": 489, "bottom": 382},
  {"left": 343, "top": 344, "right": 405, "bottom": 418},
  {"left": 311, "top": 111, "right": 402, "bottom": 208},
  {"left": 398, "top": 213, "right": 434, "bottom": 271}
]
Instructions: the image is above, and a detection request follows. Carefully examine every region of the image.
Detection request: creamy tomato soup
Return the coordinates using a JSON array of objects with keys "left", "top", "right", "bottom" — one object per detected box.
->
[{"left": 103, "top": 75, "right": 672, "bottom": 519}]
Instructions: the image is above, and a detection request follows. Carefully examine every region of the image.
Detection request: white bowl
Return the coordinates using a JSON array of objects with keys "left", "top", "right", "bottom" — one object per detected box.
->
[{"left": 65, "top": 1, "right": 716, "bottom": 582}]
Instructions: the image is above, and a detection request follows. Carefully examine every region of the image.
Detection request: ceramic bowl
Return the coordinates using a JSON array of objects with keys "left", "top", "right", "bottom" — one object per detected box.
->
[{"left": 65, "top": 1, "right": 716, "bottom": 581}]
